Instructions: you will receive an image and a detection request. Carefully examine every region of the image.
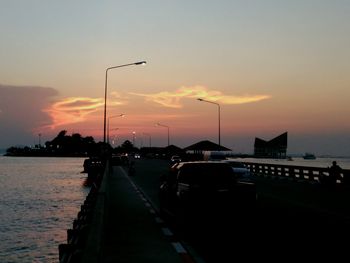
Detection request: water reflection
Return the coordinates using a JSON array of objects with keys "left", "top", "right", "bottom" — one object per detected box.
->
[{"left": 0, "top": 157, "right": 89, "bottom": 263}]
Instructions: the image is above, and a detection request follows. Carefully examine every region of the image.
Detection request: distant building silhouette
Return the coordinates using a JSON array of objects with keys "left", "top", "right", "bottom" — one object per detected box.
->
[
  {"left": 254, "top": 132, "right": 287, "bottom": 159},
  {"left": 184, "top": 140, "right": 231, "bottom": 153},
  {"left": 184, "top": 140, "right": 231, "bottom": 161}
]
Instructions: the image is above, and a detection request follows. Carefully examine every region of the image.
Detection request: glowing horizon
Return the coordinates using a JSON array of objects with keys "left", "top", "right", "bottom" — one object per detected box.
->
[{"left": 1, "top": 1, "right": 350, "bottom": 155}]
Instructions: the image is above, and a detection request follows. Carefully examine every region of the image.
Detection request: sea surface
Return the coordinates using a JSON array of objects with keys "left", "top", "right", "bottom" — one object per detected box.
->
[{"left": 0, "top": 157, "right": 89, "bottom": 263}]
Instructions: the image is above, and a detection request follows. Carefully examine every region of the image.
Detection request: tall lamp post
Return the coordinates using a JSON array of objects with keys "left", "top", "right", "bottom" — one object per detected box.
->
[
  {"left": 197, "top": 98, "right": 221, "bottom": 146},
  {"left": 156, "top": 123, "right": 170, "bottom": 146},
  {"left": 143, "top": 133, "right": 152, "bottom": 147},
  {"left": 111, "top": 128, "right": 119, "bottom": 145},
  {"left": 132, "top": 131, "right": 136, "bottom": 146},
  {"left": 38, "top": 133, "right": 42, "bottom": 147},
  {"left": 103, "top": 61, "right": 146, "bottom": 143},
  {"left": 107, "top": 114, "right": 124, "bottom": 144}
]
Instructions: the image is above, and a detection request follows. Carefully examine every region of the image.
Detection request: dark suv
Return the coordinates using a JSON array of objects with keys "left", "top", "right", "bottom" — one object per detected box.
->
[{"left": 159, "top": 161, "right": 256, "bottom": 225}]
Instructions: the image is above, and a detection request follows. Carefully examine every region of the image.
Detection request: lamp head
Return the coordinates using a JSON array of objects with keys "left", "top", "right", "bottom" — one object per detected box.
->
[
  {"left": 135, "top": 61, "right": 147, "bottom": 65},
  {"left": 197, "top": 98, "right": 203, "bottom": 101}
]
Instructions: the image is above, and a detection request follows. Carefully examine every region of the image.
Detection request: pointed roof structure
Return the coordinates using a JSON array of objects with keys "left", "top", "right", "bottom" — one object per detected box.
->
[
  {"left": 164, "top": 144, "right": 182, "bottom": 151},
  {"left": 254, "top": 132, "right": 288, "bottom": 158},
  {"left": 184, "top": 140, "right": 231, "bottom": 152},
  {"left": 164, "top": 144, "right": 184, "bottom": 154}
]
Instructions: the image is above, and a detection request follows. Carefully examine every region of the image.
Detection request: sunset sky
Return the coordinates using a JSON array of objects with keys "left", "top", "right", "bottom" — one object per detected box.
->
[{"left": 1, "top": 1, "right": 349, "bottom": 156}]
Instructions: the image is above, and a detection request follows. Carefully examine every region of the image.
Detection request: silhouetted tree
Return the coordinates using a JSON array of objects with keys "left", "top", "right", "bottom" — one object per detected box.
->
[
  {"left": 6, "top": 130, "right": 100, "bottom": 156},
  {"left": 44, "top": 130, "right": 98, "bottom": 156},
  {"left": 120, "top": 140, "right": 135, "bottom": 153}
]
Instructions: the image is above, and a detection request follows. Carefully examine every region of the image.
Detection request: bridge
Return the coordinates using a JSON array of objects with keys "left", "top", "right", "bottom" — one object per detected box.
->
[{"left": 59, "top": 158, "right": 350, "bottom": 262}]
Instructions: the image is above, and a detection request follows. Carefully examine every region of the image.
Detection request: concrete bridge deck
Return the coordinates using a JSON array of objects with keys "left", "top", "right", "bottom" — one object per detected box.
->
[
  {"left": 80, "top": 165, "right": 195, "bottom": 263},
  {"left": 63, "top": 159, "right": 350, "bottom": 262}
]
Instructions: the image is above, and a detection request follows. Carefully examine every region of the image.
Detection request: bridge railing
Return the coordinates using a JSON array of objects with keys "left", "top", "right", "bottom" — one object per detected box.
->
[
  {"left": 243, "top": 162, "right": 350, "bottom": 185},
  {"left": 58, "top": 160, "right": 107, "bottom": 263}
]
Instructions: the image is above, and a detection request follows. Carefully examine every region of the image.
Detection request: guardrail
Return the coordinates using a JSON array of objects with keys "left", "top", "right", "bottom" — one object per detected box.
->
[
  {"left": 243, "top": 162, "right": 350, "bottom": 186},
  {"left": 58, "top": 160, "right": 107, "bottom": 263}
]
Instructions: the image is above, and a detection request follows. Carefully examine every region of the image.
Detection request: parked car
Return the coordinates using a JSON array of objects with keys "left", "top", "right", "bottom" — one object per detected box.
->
[
  {"left": 83, "top": 156, "right": 103, "bottom": 173},
  {"left": 159, "top": 161, "right": 256, "bottom": 225},
  {"left": 170, "top": 155, "right": 181, "bottom": 165}
]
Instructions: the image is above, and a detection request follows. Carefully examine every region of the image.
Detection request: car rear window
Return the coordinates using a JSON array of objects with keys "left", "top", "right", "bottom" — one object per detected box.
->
[{"left": 177, "top": 163, "right": 233, "bottom": 188}]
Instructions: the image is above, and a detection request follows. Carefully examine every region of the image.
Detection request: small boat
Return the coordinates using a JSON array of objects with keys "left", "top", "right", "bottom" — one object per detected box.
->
[{"left": 303, "top": 153, "right": 316, "bottom": 160}]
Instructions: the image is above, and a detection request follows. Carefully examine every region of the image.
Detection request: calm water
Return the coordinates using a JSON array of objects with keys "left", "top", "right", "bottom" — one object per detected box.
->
[{"left": 0, "top": 157, "right": 89, "bottom": 263}]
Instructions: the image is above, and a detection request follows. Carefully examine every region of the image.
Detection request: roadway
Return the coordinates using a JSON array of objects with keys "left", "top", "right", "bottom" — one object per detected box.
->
[{"left": 128, "top": 157, "right": 350, "bottom": 261}]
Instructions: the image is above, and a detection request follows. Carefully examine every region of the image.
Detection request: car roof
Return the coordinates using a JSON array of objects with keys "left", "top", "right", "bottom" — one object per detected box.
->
[
  {"left": 175, "top": 161, "right": 234, "bottom": 184},
  {"left": 178, "top": 161, "right": 227, "bottom": 164},
  {"left": 175, "top": 161, "right": 231, "bottom": 168}
]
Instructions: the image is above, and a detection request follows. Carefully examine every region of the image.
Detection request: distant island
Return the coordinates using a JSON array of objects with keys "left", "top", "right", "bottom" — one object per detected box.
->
[
  {"left": 4, "top": 130, "right": 142, "bottom": 157},
  {"left": 4, "top": 130, "right": 102, "bottom": 157}
]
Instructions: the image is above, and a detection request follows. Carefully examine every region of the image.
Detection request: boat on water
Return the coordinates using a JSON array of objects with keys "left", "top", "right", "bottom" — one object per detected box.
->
[{"left": 303, "top": 153, "right": 316, "bottom": 160}]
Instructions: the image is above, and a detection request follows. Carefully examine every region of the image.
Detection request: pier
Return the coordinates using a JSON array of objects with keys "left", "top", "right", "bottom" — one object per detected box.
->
[
  {"left": 59, "top": 158, "right": 350, "bottom": 262},
  {"left": 59, "top": 159, "right": 192, "bottom": 263}
]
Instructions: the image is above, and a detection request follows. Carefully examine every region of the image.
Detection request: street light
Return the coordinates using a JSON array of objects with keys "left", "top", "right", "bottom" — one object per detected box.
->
[
  {"left": 109, "top": 129, "right": 119, "bottom": 146},
  {"left": 156, "top": 123, "right": 170, "bottom": 146},
  {"left": 103, "top": 61, "right": 146, "bottom": 143},
  {"left": 132, "top": 131, "right": 136, "bottom": 146},
  {"left": 197, "top": 98, "right": 221, "bottom": 146},
  {"left": 107, "top": 114, "right": 124, "bottom": 144},
  {"left": 143, "top": 133, "right": 152, "bottom": 147},
  {"left": 38, "top": 133, "right": 42, "bottom": 148},
  {"left": 108, "top": 128, "right": 119, "bottom": 145}
]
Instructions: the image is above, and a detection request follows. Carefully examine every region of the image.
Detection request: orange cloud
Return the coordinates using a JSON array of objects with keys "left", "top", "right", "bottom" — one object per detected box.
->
[
  {"left": 44, "top": 97, "right": 105, "bottom": 129},
  {"left": 43, "top": 94, "right": 128, "bottom": 129},
  {"left": 130, "top": 85, "right": 271, "bottom": 108}
]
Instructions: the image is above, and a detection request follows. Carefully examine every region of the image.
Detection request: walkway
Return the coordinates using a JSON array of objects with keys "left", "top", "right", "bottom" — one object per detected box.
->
[{"left": 82, "top": 165, "right": 195, "bottom": 263}]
